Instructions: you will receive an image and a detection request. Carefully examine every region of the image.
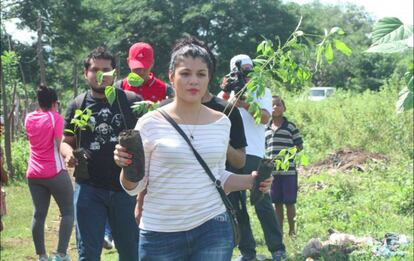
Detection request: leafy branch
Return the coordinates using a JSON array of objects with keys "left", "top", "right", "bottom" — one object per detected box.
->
[
  {"left": 274, "top": 147, "right": 309, "bottom": 172},
  {"left": 225, "top": 17, "right": 352, "bottom": 169},
  {"left": 64, "top": 108, "right": 94, "bottom": 148},
  {"left": 131, "top": 100, "right": 160, "bottom": 115}
]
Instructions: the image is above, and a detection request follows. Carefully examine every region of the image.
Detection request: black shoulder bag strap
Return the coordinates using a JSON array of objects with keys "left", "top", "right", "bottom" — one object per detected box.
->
[{"left": 158, "top": 109, "right": 237, "bottom": 216}]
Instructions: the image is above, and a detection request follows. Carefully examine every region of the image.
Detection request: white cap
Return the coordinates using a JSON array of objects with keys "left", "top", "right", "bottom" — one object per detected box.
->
[{"left": 230, "top": 54, "right": 253, "bottom": 71}]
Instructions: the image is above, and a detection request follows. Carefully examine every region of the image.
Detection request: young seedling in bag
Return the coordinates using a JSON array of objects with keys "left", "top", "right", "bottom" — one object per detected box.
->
[
  {"left": 121, "top": 73, "right": 150, "bottom": 182},
  {"left": 118, "top": 129, "right": 145, "bottom": 182},
  {"left": 64, "top": 108, "right": 94, "bottom": 179},
  {"left": 250, "top": 158, "right": 274, "bottom": 205}
]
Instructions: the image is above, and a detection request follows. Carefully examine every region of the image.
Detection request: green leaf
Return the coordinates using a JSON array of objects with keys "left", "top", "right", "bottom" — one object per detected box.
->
[
  {"left": 96, "top": 71, "right": 104, "bottom": 86},
  {"left": 329, "top": 27, "right": 344, "bottom": 35},
  {"left": 299, "top": 154, "right": 310, "bottom": 166},
  {"left": 278, "top": 149, "right": 287, "bottom": 157},
  {"left": 275, "top": 160, "right": 282, "bottom": 171},
  {"left": 105, "top": 86, "right": 116, "bottom": 105},
  {"left": 324, "top": 42, "right": 334, "bottom": 64},
  {"left": 254, "top": 109, "right": 261, "bottom": 124},
  {"left": 371, "top": 17, "right": 413, "bottom": 45},
  {"left": 102, "top": 69, "right": 116, "bottom": 77},
  {"left": 366, "top": 41, "right": 412, "bottom": 53},
  {"left": 333, "top": 39, "right": 352, "bottom": 56},
  {"left": 64, "top": 129, "right": 75, "bottom": 135},
  {"left": 396, "top": 87, "right": 413, "bottom": 113},
  {"left": 74, "top": 109, "right": 83, "bottom": 119},
  {"left": 127, "top": 72, "right": 144, "bottom": 87},
  {"left": 257, "top": 40, "right": 266, "bottom": 54},
  {"left": 296, "top": 67, "right": 311, "bottom": 82},
  {"left": 288, "top": 147, "right": 297, "bottom": 154}
]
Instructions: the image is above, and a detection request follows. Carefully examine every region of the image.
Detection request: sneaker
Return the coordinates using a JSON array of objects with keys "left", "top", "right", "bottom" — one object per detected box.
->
[
  {"left": 272, "top": 250, "right": 287, "bottom": 261},
  {"left": 51, "top": 254, "right": 70, "bottom": 261},
  {"left": 103, "top": 235, "right": 114, "bottom": 250}
]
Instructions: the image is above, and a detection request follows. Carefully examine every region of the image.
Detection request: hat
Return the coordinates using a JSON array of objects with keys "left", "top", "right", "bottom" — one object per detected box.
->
[
  {"left": 127, "top": 42, "right": 154, "bottom": 70},
  {"left": 230, "top": 54, "right": 253, "bottom": 71}
]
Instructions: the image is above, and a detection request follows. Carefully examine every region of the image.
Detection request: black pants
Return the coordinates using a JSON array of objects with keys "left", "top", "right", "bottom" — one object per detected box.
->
[{"left": 228, "top": 155, "right": 285, "bottom": 259}]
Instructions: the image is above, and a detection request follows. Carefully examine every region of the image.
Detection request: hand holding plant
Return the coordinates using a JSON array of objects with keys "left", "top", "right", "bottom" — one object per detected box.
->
[{"left": 64, "top": 108, "right": 94, "bottom": 179}]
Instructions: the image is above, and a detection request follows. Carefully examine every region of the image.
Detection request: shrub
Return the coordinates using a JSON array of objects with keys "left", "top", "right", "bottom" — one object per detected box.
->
[{"left": 11, "top": 138, "right": 30, "bottom": 181}]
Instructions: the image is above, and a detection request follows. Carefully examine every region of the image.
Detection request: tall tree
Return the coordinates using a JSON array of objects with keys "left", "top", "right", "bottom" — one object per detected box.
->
[{"left": 83, "top": 0, "right": 297, "bottom": 91}]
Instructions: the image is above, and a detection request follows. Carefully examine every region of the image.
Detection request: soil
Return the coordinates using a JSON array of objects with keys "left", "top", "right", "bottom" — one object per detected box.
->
[
  {"left": 300, "top": 148, "right": 389, "bottom": 176},
  {"left": 118, "top": 130, "right": 145, "bottom": 182},
  {"left": 73, "top": 148, "right": 90, "bottom": 179},
  {"left": 250, "top": 158, "right": 274, "bottom": 205}
]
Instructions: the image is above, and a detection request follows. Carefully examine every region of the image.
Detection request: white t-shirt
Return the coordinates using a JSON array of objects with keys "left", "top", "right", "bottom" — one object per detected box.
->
[
  {"left": 122, "top": 111, "right": 233, "bottom": 232},
  {"left": 239, "top": 88, "right": 272, "bottom": 158}
]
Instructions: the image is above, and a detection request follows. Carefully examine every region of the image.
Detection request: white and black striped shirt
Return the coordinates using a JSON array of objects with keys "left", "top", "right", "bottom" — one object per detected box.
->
[
  {"left": 123, "top": 111, "right": 232, "bottom": 232},
  {"left": 265, "top": 117, "right": 303, "bottom": 175}
]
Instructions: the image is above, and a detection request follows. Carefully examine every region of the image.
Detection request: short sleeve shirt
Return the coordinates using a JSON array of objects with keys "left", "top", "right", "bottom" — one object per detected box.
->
[
  {"left": 265, "top": 117, "right": 303, "bottom": 175},
  {"left": 64, "top": 90, "right": 139, "bottom": 190},
  {"left": 25, "top": 110, "right": 66, "bottom": 179}
]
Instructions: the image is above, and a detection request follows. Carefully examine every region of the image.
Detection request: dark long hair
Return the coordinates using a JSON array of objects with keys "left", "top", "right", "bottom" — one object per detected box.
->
[
  {"left": 37, "top": 85, "right": 58, "bottom": 110},
  {"left": 169, "top": 36, "right": 216, "bottom": 81}
]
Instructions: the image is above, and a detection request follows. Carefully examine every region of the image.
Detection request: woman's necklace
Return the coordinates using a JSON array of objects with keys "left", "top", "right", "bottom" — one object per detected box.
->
[{"left": 180, "top": 106, "right": 202, "bottom": 141}]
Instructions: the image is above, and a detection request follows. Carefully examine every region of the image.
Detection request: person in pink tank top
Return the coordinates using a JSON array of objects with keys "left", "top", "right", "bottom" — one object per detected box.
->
[{"left": 25, "top": 85, "right": 74, "bottom": 261}]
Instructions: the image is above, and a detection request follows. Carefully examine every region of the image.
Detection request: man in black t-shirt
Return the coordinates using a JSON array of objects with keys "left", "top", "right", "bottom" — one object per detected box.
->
[{"left": 61, "top": 47, "right": 140, "bottom": 261}]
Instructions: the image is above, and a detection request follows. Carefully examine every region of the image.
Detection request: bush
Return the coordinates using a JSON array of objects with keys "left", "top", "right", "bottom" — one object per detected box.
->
[
  {"left": 11, "top": 137, "right": 30, "bottom": 181},
  {"left": 279, "top": 86, "right": 413, "bottom": 162}
]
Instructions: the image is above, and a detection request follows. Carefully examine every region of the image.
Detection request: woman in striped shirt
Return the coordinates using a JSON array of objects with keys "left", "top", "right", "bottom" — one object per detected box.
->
[{"left": 115, "top": 37, "right": 272, "bottom": 261}]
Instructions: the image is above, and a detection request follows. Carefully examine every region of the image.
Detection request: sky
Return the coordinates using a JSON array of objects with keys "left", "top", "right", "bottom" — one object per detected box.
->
[{"left": 4, "top": 0, "right": 414, "bottom": 45}]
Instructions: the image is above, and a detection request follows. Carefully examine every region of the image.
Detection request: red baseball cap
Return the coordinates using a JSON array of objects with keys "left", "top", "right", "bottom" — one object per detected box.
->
[{"left": 127, "top": 42, "right": 154, "bottom": 70}]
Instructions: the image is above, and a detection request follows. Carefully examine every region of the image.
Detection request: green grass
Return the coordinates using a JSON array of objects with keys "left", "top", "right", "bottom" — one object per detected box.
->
[
  {"left": 2, "top": 159, "right": 412, "bottom": 260},
  {"left": 0, "top": 181, "right": 118, "bottom": 260}
]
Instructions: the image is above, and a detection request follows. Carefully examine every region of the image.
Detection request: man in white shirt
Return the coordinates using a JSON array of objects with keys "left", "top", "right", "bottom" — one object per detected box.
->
[{"left": 219, "top": 54, "right": 286, "bottom": 261}]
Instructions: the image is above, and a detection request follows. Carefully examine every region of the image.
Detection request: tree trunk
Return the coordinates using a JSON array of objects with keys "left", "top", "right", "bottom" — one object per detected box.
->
[
  {"left": 10, "top": 82, "right": 17, "bottom": 141},
  {"left": 37, "top": 16, "right": 46, "bottom": 85},
  {"left": 0, "top": 58, "right": 14, "bottom": 179},
  {"left": 19, "top": 62, "right": 29, "bottom": 117}
]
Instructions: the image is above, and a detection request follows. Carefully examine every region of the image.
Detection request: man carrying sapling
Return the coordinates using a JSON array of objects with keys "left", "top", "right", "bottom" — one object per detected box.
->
[{"left": 60, "top": 47, "right": 141, "bottom": 261}]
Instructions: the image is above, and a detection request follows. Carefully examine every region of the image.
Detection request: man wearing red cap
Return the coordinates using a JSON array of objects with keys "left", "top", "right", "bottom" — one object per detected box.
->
[{"left": 116, "top": 42, "right": 173, "bottom": 102}]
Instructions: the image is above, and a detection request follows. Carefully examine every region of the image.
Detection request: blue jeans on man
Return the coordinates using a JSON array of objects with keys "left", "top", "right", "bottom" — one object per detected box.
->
[
  {"left": 74, "top": 183, "right": 139, "bottom": 261},
  {"left": 230, "top": 155, "right": 285, "bottom": 260}
]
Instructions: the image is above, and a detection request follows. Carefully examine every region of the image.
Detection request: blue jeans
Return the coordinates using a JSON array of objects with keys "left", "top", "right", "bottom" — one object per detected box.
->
[
  {"left": 231, "top": 155, "right": 285, "bottom": 259},
  {"left": 74, "top": 183, "right": 139, "bottom": 261},
  {"left": 139, "top": 212, "right": 234, "bottom": 261}
]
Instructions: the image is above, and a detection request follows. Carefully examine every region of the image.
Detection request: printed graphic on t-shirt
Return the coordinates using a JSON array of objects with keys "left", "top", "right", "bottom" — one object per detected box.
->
[{"left": 89, "top": 107, "right": 122, "bottom": 151}]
